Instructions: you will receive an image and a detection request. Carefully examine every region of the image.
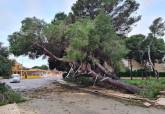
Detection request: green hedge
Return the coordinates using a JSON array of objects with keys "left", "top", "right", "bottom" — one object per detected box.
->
[{"left": 118, "top": 69, "right": 165, "bottom": 77}]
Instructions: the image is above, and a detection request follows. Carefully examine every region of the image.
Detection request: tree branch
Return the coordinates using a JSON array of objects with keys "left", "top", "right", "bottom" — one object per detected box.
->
[{"left": 35, "top": 43, "right": 70, "bottom": 62}]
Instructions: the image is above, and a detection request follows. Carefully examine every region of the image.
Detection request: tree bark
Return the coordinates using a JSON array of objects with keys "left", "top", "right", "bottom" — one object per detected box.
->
[
  {"left": 128, "top": 59, "right": 133, "bottom": 80},
  {"left": 88, "top": 65, "right": 140, "bottom": 94},
  {"left": 35, "top": 43, "right": 69, "bottom": 62},
  {"left": 95, "top": 62, "right": 119, "bottom": 80},
  {"left": 147, "top": 46, "right": 159, "bottom": 79}
]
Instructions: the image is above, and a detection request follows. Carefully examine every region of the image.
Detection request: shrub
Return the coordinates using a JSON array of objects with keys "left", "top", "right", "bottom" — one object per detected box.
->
[
  {"left": 124, "top": 79, "right": 165, "bottom": 99},
  {"left": 0, "top": 56, "right": 12, "bottom": 78},
  {"left": 0, "top": 83, "right": 25, "bottom": 106},
  {"left": 140, "top": 79, "right": 165, "bottom": 98}
]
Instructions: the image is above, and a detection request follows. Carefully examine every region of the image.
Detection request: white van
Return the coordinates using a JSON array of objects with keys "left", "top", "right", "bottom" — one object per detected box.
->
[{"left": 10, "top": 74, "right": 21, "bottom": 83}]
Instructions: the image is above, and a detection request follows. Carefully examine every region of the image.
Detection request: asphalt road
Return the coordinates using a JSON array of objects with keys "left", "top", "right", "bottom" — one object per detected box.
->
[
  {"left": 0, "top": 77, "right": 62, "bottom": 91},
  {"left": 18, "top": 82, "right": 165, "bottom": 114},
  {"left": 1, "top": 77, "right": 165, "bottom": 114}
]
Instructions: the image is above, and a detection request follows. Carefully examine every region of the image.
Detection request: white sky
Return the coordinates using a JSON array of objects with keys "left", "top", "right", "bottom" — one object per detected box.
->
[{"left": 0, "top": 0, "right": 165, "bottom": 68}]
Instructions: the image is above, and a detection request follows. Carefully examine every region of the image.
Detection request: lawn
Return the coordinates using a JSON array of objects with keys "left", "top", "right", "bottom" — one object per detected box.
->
[{"left": 123, "top": 78, "right": 165, "bottom": 99}]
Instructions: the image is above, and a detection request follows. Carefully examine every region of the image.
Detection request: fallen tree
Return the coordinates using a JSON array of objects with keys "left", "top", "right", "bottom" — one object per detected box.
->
[
  {"left": 8, "top": 5, "right": 141, "bottom": 94},
  {"left": 35, "top": 43, "right": 140, "bottom": 94}
]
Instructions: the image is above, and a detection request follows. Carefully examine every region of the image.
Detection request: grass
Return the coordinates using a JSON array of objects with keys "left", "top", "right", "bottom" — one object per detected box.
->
[
  {"left": 123, "top": 78, "right": 165, "bottom": 99},
  {"left": 0, "top": 83, "right": 25, "bottom": 106}
]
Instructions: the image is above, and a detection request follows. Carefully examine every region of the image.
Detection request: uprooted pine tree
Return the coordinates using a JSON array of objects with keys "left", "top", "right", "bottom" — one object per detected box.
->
[{"left": 8, "top": 0, "right": 141, "bottom": 94}]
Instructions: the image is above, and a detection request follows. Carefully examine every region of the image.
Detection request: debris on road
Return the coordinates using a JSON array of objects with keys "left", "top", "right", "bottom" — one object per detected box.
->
[
  {"left": 143, "top": 102, "right": 152, "bottom": 107},
  {"left": 155, "top": 98, "right": 165, "bottom": 106}
]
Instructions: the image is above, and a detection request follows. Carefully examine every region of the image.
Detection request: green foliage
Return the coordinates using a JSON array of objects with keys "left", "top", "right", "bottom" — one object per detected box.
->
[
  {"left": 0, "top": 84, "right": 25, "bottom": 106},
  {"left": 21, "top": 17, "right": 46, "bottom": 34},
  {"left": 44, "top": 21, "right": 66, "bottom": 42},
  {"left": 126, "top": 31, "right": 165, "bottom": 63},
  {"left": 8, "top": 32, "right": 34, "bottom": 56},
  {"left": 66, "top": 19, "right": 94, "bottom": 61},
  {"left": 124, "top": 79, "right": 165, "bottom": 99},
  {"left": 65, "top": 76, "right": 94, "bottom": 87},
  {"left": 126, "top": 34, "right": 145, "bottom": 51},
  {"left": 0, "top": 84, "right": 9, "bottom": 93},
  {"left": 65, "top": 13, "right": 127, "bottom": 68},
  {"left": 8, "top": 17, "right": 46, "bottom": 58},
  {"left": 9, "top": 12, "right": 127, "bottom": 72},
  {"left": 126, "top": 18, "right": 165, "bottom": 58},
  {"left": 149, "top": 17, "right": 165, "bottom": 37},
  {"left": 8, "top": 11, "right": 128, "bottom": 72},
  {"left": 119, "top": 70, "right": 165, "bottom": 78},
  {"left": 44, "top": 20, "right": 70, "bottom": 58},
  {"left": 72, "top": 0, "right": 141, "bottom": 35},
  {"left": 32, "top": 65, "right": 48, "bottom": 70},
  {"left": 52, "top": 12, "right": 67, "bottom": 23},
  {"left": 93, "top": 13, "right": 128, "bottom": 66},
  {"left": 118, "top": 69, "right": 143, "bottom": 77},
  {"left": 0, "top": 43, "right": 12, "bottom": 77},
  {"left": 142, "top": 34, "right": 165, "bottom": 52},
  {"left": 140, "top": 80, "right": 165, "bottom": 98},
  {"left": 0, "top": 42, "right": 9, "bottom": 57},
  {"left": 0, "top": 56, "right": 11, "bottom": 77}
]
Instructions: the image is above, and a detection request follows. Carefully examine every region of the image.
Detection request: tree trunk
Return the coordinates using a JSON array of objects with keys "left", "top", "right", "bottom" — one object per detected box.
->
[
  {"left": 128, "top": 59, "right": 133, "bottom": 80},
  {"left": 147, "top": 46, "right": 159, "bottom": 79},
  {"left": 95, "top": 63, "right": 119, "bottom": 80},
  {"left": 35, "top": 43, "right": 69, "bottom": 62},
  {"left": 101, "top": 78, "right": 140, "bottom": 94},
  {"left": 88, "top": 66, "right": 140, "bottom": 94}
]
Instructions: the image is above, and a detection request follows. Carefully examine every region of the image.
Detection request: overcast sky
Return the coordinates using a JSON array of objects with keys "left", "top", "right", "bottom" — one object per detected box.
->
[{"left": 0, "top": 0, "right": 165, "bottom": 68}]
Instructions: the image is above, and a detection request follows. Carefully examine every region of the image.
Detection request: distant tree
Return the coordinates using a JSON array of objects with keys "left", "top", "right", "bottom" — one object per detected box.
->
[
  {"left": 149, "top": 17, "right": 165, "bottom": 38},
  {"left": 146, "top": 17, "right": 165, "bottom": 64},
  {"left": 0, "top": 42, "right": 12, "bottom": 77},
  {"left": 126, "top": 18, "right": 165, "bottom": 79},
  {"left": 0, "top": 42, "right": 9, "bottom": 57},
  {"left": 146, "top": 17, "right": 165, "bottom": 62},
  {"left": 126, "top": 34, "right": 145, "bottom": 79},
  {"left": 32, "top": 65, "right": 48, "bottom": 70},
  {"left": 51, "top": 12, "right": 67, "bottom": 24},
  {"left": 72, "top": 0, "right": 141, "bottom": 35},
  {"left": 146, "top": 17, "right": 165, "bottom": 78}
]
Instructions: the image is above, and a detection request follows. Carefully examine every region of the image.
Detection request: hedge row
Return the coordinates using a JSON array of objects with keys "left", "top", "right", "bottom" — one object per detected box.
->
[{"left": 118, "top": 69, "right": 165, "bottom": 77}]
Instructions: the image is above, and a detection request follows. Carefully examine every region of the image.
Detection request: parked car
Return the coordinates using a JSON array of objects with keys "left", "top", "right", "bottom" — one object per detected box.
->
[{"left": 10, "top": 74, "right": 21, "bottom": 83}]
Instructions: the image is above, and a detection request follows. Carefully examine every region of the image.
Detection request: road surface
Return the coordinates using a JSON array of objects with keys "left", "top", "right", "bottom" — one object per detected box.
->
[
  {"left": 1, "top": 77, "right": 61, "bottom": 91},
  {"left": 1, "top": 77, "right": 165, "bottom": 114},
  {"left": 19, "top": 82, "right": 165, "bottom": 114}
]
